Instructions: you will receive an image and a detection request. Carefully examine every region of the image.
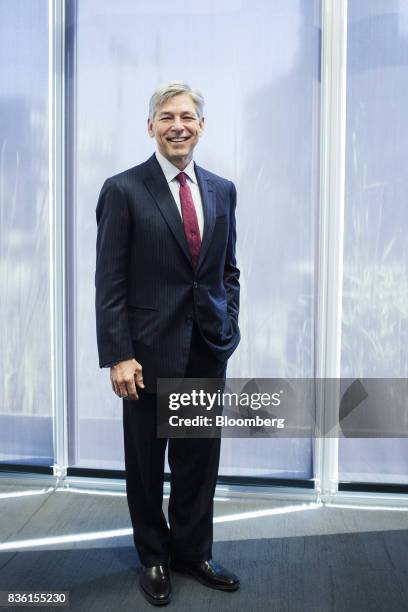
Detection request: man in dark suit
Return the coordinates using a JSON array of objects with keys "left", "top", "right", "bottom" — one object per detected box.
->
[{"left": 95, "top": 82, "right": 240, "bottom": 606}]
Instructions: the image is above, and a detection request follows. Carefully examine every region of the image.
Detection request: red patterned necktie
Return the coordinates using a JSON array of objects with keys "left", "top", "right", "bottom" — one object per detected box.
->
[{"left": 176, "top": 171, "right": 202, "bottom": 268}]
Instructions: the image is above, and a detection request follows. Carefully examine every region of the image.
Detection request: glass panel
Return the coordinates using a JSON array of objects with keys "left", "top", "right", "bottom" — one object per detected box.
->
[
  {"left": 340, "top": 0, "right": 408, "bottom": 484},
  {"left": 72, "top": 0, "right": 321, "bottom": 479},
  {"left": 0, "top": 0, "right": 53, "bottom": 465}
]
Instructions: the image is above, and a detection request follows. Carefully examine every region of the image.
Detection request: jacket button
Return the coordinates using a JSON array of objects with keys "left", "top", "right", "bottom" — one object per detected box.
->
[
  {"left": 185, "top": 315, "right": 193, "bottom": 323},
  {"left": 193, "top": 281, "right": 198, "bottom": 289}
]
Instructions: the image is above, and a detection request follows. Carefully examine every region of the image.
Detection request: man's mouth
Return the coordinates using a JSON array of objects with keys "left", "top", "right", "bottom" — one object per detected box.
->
[{"left": 167, "top": 137, "right": 190, "bottom": 143}]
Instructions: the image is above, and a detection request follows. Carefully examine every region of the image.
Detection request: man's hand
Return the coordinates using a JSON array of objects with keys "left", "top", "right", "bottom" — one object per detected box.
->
[{"left": 110, "top": 358, "right": 145, "bottom": 400}]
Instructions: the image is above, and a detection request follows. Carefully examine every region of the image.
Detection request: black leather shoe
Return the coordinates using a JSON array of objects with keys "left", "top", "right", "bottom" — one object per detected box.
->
[
  {"left": 170, "top": 559, "right": 240, "bottom": 591},
  {"left": 139, "top": 565, "right": 171, "bottom": 606}
]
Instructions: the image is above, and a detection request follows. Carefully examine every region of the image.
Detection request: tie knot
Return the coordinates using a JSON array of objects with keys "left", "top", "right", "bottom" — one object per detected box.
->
[{"left": 176, "top": 172, "right": 187, "bottom": 187}]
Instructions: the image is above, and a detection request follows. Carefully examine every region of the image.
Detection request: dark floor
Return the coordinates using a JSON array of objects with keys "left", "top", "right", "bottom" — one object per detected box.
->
[{"left": 0, "top": 483, "right": 408, "bottom": 611}]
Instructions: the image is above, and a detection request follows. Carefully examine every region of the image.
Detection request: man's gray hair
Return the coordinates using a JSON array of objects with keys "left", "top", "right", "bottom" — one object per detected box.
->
[{"left": 149, "top": 81, "right": 204, "bottom": 120}]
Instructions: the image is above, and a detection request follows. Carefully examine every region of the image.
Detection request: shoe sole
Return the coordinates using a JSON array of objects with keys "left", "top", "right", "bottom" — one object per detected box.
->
[
  {"left": 170, "top": 566, "right": 240, "bottom": 591},
  {"left": 139, "top": 584, "right": 171, "bottom": 606}
]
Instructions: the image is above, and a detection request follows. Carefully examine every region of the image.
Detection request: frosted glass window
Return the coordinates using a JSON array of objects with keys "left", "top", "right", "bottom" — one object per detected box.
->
[
  {"left": 72, "top": 0, "right": 321, "bottom": 479},
  {"left": 339, "top": 0, "right": 408, "bottom": 484},
  {"left": 0, "top": 0, "right": 53, "bottom": 466}
]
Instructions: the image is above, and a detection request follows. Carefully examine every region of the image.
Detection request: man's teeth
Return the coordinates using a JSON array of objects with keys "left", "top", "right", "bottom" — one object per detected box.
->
[{"left": 169, "top": 138, "right": 188, "bottom": 141}]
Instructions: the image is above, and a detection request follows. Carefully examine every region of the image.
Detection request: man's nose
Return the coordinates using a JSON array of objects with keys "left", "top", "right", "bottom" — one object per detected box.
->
[{"left": 170, "top": 117, "right": 184, "bottom": 131}]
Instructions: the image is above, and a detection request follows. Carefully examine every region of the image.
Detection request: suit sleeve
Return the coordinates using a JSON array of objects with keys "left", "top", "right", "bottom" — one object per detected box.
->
[
  {"left": 95, "top": 178, "right": 134, "bottom": 368},
  {"left": 224, "top": 181, "right": 240, "bottom": 324}
]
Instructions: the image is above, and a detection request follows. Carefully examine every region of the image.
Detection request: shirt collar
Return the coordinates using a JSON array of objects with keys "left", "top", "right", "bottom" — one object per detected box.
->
[{"left": 155, "top": 149, "right": 197, "bottom": 185}]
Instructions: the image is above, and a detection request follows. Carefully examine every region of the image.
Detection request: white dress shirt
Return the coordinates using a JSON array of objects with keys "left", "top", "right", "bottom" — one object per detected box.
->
[{"left": 155, "top": 149, "right": 204, "bottom": 239}]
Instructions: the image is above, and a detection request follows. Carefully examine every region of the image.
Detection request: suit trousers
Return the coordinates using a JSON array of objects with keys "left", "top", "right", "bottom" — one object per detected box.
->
[{"left": 122, "top": 321, "right": 227, "bottom": 567}]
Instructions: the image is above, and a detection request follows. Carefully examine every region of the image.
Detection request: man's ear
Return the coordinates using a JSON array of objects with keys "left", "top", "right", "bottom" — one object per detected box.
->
[
  {"left": 147, "top": 117, "right": 154, "bottom": 137},
  {"left": 199, "top": 116, "right": 205, "bottom": 134}
]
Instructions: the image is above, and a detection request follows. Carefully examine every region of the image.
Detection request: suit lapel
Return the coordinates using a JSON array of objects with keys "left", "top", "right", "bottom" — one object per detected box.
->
[
  {"left": 195, "top": 163, "right": 216, "bottom": 273},
  {"left": 143, "top": 154, "right": 192, "bottom": 267}
]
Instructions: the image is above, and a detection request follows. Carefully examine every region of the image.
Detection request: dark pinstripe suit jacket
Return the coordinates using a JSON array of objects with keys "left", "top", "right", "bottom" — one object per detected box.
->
[{"left": 95, "top": 153, "right": 240, "bottom": 392}]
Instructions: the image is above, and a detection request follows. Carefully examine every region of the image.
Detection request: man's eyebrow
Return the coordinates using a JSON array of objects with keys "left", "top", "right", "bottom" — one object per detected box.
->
[{"left": 157, "top": 111, "right": 197, "bottom": 117}]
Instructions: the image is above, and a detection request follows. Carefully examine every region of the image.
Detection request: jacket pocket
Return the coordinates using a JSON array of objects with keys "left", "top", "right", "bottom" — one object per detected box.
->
[{"left": 127, "top": 303, "right": 158, "bottom": 312}]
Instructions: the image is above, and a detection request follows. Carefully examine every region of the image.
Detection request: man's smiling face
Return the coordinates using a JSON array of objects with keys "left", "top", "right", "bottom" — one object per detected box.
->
[{"left": 147, "top": 93, "right": 204, "bottom": 170}]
